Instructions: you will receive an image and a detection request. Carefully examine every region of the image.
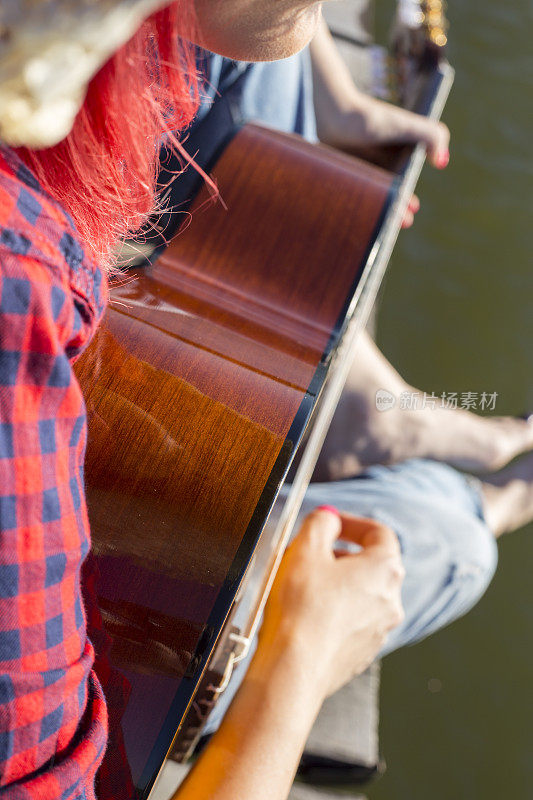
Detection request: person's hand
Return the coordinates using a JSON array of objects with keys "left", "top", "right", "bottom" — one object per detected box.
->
[
  {"left": 178, "top": 512, "right": 403, "bottom": 800},
  {"left": 259, "top": 507, "right": 404, "bottom": 700},
  {"left": 319, "top": 93, "right": 450, "bottom": 171},
  {"left": 401, "top": 193, "right": 420, "bottom": 229},
  {"left": 310, "top": 19, "right": 449, "bottom": 229},
  {"left": 361, "top": 95, "right": 450, "bottom": 169},
  {"left": 317, "top": 93, "right": 449, "bottom": 229}
]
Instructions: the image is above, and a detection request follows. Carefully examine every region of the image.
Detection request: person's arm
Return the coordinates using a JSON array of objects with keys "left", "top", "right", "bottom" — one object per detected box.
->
[
  {"left": 172, "top": 509, "right": 404, "bottom": 800},
  {"left": 309, "top": 17, "right": 450, "bottom": 168},
  {"left": 174, "top": 633, "right": 324, "bottom": 800},
  {"left": 0, "top": 250, "right": 108, "bottom": 795},
  {"left": 0, "top": 149, "right": 112, "bottom": 796}
]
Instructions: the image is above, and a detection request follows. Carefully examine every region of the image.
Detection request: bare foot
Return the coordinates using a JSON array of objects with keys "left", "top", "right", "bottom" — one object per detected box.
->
[
  {"left": 396, "top": 409, "right": 533, "bottom": 474},
  {"left": 480, "top": 452, "right": 533, "bottom": 536},
  {"left": 314, "top": 333, "right": 533, "bottom": 481}
]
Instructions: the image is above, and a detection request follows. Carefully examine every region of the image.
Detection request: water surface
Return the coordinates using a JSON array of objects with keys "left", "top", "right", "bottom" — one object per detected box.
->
[{"left": 369, "top": 1, "right": 532, "bottom": 798}]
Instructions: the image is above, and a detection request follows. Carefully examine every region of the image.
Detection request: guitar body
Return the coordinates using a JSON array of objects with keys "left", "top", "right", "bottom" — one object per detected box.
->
[{"left": 75, "top": 125, "right": 394, "bottom": 796}]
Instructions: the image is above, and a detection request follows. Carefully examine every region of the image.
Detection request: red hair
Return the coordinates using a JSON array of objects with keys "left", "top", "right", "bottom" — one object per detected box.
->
[{"left": 15, "top": 2, "right": 200, "bottom": 267}]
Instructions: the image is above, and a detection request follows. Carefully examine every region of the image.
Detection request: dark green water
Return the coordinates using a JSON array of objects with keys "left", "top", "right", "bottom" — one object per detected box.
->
[
  {"left": 369, "top": 1, "right": 532, "bottom": 798},
  {"left": 135, "top": 4, "right": 529, "bottom": 795}
]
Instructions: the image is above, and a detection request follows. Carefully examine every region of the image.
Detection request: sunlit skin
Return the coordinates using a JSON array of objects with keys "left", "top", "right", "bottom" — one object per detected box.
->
[{"left": 193, "top": 0, "right": 325, "bottom": 61}]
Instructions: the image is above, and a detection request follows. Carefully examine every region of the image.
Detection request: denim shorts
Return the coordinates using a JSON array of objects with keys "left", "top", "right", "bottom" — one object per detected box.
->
[
  {"left": 300, "top": 458, "right": 497, "bottom": 655},
  {"left": 204, "top": 458, "right": 497, "bottom": 733}
]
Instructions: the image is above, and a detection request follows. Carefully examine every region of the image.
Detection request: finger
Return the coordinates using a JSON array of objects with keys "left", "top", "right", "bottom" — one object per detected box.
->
[
  {"left": 425, "top": 121, "right": 450, "bottom": 168},
  {"left": 415, "top": 118, "right": 449, "bottom": 163},
  {"left": 371, "top": 100, "right": 450, "bottom": 168},
  {"left": 402, "top": 115, "right": 450, "bottom": 169},
  {"left": 401, "top": 209, "right": 414, "bottom": 229},
  {"left": 408, "top": 194, "right": 420, "bottom": 214},
  {"left": 297, "top": 506, "right": 343, "bottom": 554},
  {"left": 393, "top": 108, "right": 450, "bottom": 163},
  {"left": 401, "top": 195, "right": 420, "bottom": 228},
  {"left": 338, "top": 514, "right": 401, "bottom": 557},
  {"left": 433, "top": 147, "right": 449, "bottom": 170}
]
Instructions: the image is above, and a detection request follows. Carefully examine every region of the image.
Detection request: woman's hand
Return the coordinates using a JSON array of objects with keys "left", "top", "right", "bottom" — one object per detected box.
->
[
  {"left": 310, "top": 18, "right": 450, "bottom": 168},
  {"left": 319, "top": 94, "right": 450, "bottom": 170},
  {"left": 309, "top": 17, "right": 449, "bottom": 228},
  {"left": 259, "top": 507, "right": 405, "bottom": 700},
  {"left": 177, "top": 509, "right": 403, "bottom": 800}
]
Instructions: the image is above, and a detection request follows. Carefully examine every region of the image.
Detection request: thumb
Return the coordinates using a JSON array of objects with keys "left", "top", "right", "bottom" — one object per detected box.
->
[
  {"left": 299, "top": 505, "right": 342, "bottom": 554},
  {"left": 339, "top": 513, "right": 401, "bottom": 558}
]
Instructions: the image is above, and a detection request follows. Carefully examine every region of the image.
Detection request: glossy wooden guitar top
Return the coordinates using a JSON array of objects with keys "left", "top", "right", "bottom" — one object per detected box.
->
[{"left": 75, "top": 124, "right": 393, "bottom": 795}]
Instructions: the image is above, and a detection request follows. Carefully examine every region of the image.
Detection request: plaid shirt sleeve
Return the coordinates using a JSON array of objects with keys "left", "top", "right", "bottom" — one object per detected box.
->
[{"left": 0, "top": 148, "right": 110, "bottom": 799}]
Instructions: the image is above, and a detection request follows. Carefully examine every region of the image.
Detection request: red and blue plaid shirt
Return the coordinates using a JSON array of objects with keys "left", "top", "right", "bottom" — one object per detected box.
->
[{"left": 0, "top": 146, "right": 109, "bottom": 799}]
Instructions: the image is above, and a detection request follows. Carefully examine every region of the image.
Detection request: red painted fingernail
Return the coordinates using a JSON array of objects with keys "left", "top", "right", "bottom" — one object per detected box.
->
[
  {"left": 316, "top": 505, "right": 340, "bottom": 516},
  {"left": 436, "top": 149, "right": 449, "bottom": 169}
]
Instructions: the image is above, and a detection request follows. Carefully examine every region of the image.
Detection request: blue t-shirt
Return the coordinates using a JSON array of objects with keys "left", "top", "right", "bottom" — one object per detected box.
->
[
  {"left": 156, "top": 49, "right": 317, "bottom": 237},
  {"left": 194, "top": 50, "right": 317, "bottom": 142}
]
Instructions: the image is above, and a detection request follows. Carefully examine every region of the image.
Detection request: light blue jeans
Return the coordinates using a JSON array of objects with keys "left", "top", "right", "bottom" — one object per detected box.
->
[{"left": 204, "top": 458, "right": 497, "bottom": 733}]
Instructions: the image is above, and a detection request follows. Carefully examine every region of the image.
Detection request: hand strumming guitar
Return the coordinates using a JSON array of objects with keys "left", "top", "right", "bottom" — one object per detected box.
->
[
  {"left": 175, "top": 508, "right": 404, "bottom": 800},
  {"left": 259, "top": 508, "right": 405, "bottom": 696}
]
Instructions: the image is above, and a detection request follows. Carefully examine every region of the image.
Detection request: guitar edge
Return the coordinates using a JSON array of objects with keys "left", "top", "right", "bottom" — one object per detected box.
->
[{"left": 75, "top": 124, "right": 394, "bottom": 797}]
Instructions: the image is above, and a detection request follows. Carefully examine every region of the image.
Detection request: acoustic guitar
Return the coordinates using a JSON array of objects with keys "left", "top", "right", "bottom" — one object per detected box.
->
[{"left": 75, "top": 7, "right": 453, "bottom": 798}]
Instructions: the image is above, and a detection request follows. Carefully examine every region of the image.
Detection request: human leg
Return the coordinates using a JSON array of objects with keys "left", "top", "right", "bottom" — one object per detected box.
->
[
  {"left": 315, "top": 331, "right": 533, "bottom": 480},
  {"left": 479, "top": 450, "right": 533, "bottom": 537}
]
